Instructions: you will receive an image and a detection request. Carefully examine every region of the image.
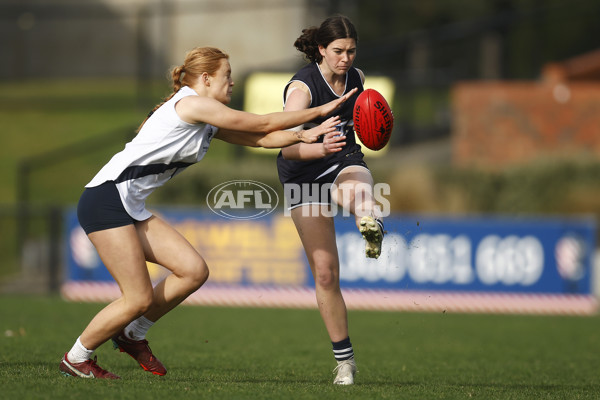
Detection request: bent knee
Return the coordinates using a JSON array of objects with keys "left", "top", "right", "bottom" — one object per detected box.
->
[
  {"left": 125, "top": 291, "right": 154, "bottom": 316},
  {"left": 194, "top": 262, "right": 210, "bottom": 286},
  {"left": 182, "top": 258, "right": 209, "bottom": 288}
]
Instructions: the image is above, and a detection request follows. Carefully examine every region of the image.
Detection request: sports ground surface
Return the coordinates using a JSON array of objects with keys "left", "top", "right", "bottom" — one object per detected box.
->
[{"left": 1, "top": 295, "right": 599, "bottom": 399}]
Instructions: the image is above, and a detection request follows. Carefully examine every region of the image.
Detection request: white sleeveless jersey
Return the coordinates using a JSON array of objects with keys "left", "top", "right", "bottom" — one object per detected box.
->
[{"left": 86, "top": 86, "right": 217, "bottom": 220}]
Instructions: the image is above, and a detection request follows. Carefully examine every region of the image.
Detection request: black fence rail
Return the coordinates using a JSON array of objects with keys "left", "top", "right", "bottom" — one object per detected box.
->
[
  {"left": 0, "top": 204, "right": 62, "bottom": 294},
  {"left": 1, "top": 126, "right": 136, "bottom": 294}
]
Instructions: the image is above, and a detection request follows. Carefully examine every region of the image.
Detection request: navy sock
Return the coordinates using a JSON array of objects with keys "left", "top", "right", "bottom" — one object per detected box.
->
[
  {"left": 332, "top": 337, "right": 354, "bottom": 362},
  {"left": 376, "top": 218, "right": 385, "bottom": 235}
]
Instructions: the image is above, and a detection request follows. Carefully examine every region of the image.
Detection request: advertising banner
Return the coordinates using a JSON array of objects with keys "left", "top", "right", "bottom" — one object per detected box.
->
[{"left": 62, "top": 209, "right": 597, "bottom": 315}]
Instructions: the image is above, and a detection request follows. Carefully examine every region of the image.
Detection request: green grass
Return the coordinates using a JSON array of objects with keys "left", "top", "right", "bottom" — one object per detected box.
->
[{"left": 1, "top": 295, "right": 600, "bottom": 399}]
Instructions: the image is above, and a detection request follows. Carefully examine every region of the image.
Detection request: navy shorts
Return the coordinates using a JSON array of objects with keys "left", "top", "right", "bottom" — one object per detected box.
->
[
  {"left": 77, "top": 181, "right": 136, "bottom": 234},
  {"left": 282, "top": 150, "right": 368, "bottom": 209}
]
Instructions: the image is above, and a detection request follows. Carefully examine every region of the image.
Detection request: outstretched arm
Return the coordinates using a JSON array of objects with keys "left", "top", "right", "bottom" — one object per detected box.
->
[
  {"left": 176, "top": 88, "right": 357, "bottom": 134},
  {"left": 215, "top": 116, "right": 341, "bottom": 148}
]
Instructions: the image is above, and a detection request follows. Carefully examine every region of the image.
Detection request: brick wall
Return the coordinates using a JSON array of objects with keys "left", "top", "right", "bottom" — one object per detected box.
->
[{"left": 451, "top": 79, "right": 600, "bottom": 168}]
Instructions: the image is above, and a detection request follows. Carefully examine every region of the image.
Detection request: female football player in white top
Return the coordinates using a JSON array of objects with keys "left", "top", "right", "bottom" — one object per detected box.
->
[
  {"left": 59, "top": 46, "right": 356, "bottom": 379},
  {"left": 277, "top": 16, "right": 385, "bottom": 385}
]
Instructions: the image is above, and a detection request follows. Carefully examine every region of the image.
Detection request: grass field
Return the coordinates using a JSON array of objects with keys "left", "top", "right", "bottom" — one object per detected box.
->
[{"left": 1, "top": 295, "right": 600, "bottom": 399}]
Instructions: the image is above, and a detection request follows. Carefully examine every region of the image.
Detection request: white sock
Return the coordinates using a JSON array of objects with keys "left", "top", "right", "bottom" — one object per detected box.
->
[
  {"left": 67, "top": 336, "right": 94, "bottom": 364},
  {"left": 124, "top": 316, "right": 154, "bottom": 341}
]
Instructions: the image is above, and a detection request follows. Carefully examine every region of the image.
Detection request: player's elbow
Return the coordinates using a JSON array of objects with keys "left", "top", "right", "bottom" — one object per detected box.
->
[
  {"left": 255, "top": 137, "right": 276, "bottom": 148},
  {"left": 244, "top": 132, "right": 264, "bottom": 148}
]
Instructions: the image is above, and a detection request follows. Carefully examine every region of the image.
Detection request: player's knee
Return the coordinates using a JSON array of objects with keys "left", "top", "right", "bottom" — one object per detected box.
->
[
  {"left": 186, "top": 258, "right": 209, "bottom": 288},
  {"left": 313, "top": 264, "right": 339, "bottom": 291},
  {"left": 137, "top": 298, "right": 153, "bottom": 316},
  {"left": 126, "top": 290, "right": 154, "bottom": 317}
]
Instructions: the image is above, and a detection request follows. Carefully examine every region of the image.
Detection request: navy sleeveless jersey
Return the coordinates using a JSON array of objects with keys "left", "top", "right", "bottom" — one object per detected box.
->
[{"left": 276, "top": 63, "right": 364, "bottom": 184}]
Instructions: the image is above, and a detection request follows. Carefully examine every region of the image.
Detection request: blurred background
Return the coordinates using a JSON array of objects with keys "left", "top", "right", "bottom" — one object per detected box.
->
[{"left": 1, "top": 0, "right": 600, "bottom": 297}]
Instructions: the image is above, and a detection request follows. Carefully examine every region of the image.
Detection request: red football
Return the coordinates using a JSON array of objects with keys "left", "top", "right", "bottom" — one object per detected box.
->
[{"left": 353, "top": 89, "right": 393, "bottom": 151}]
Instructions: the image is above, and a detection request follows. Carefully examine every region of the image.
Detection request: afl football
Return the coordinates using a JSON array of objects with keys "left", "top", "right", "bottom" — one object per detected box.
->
[{"left": 353, "top": 89, "right": 393, "bottom": 151}]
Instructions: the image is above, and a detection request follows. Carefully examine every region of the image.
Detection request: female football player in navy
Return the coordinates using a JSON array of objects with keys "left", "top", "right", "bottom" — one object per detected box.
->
[
  {"left": 276, "top": 15, "right": 385, "bottom": 385},
  {"left": 59, "top": 46, "right": 356, "bottom": 379}
]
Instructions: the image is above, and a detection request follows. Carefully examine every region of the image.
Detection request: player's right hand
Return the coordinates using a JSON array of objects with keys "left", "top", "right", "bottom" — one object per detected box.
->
[{"left": 317, "top": 87, "right": 358, "bottom": 117}]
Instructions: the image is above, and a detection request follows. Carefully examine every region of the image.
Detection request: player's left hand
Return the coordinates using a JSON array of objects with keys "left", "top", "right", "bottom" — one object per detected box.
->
[{"left": 300, "top": 115, "right": 341, "bottom": 143}]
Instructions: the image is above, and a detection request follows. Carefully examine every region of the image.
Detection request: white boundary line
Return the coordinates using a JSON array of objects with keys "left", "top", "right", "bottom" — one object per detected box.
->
[{"left": 60, "top": 281, "right": 598, "bottom": 316}]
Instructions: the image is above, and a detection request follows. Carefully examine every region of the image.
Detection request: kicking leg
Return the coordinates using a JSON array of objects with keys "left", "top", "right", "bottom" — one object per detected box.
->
[{"left": 332, "top": 166, "right": 384, "bottom": 258}]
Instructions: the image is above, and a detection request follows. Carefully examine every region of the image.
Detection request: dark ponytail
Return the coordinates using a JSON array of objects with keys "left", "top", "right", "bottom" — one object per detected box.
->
[{"left": 294, "top": 27, "right": 321, "bottom": 63}]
